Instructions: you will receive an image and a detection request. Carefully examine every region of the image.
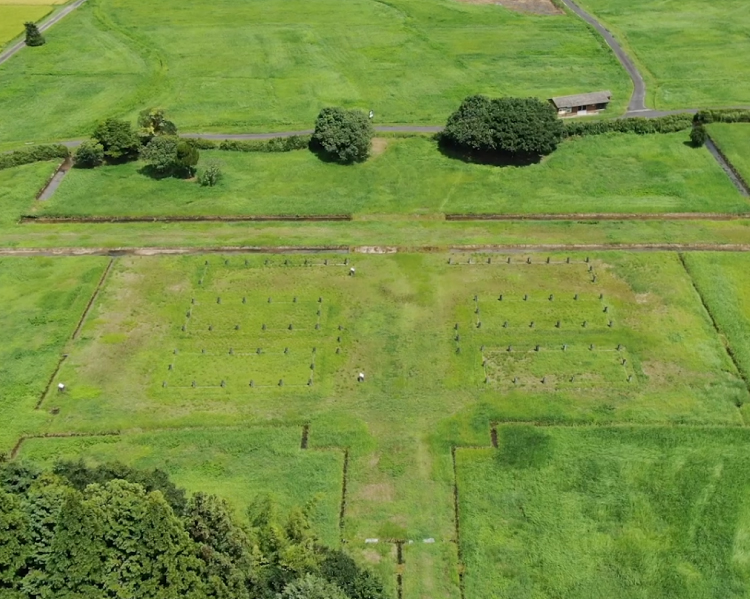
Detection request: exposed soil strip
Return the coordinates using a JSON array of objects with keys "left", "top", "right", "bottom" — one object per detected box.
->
[
  {"left": 339, "top": 449, "right": 350, "bottom": 541},
  {"left": 705, "top": 137, "right": 750, "bottom": 197},
  {"left": 36, "top": 157, "right": 73, "bottom": 201},
  {"left": 300, "top": 424, "right": 309, "bottom": 449},
  {"left": 557, "top": 0, "right": 646, "bottom": 113},
  {"left": 71, "top": 257, "right": 114, "bottom": 340},
  {"left": 446, "top": 212, "right": 750, "bottom": 221},
  {"left": 490, "top": 425, "right": 498, "bottom": 448},
  {"left": 450, "top": 447, "right": 467, "bottom": 599},
  {"left": 35, "top": 353, "right": 68, "bottom": 410},
  {"left": 22, "top": 214, "right": 352, "bottom": 224},
  {"left": 0, "top": 246, "right": 349, "bottom": 257},
  {"left": 678, "top": 254, "right": 748, "bottom": 423},
  {"left": 0, "top": 0, "right": 89, "bottom": 66},
  {"left": 10, "top": 430, "right": 120, "bottom": 460}
]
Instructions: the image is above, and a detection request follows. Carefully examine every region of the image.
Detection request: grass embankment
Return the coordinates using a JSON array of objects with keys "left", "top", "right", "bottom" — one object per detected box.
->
[
  {"left": 40, "top": 134, "right": 749, "bottom": 216},
  {"left": 457, "top": 425, "right": 750, "bottom": 599},
  {"left": 17, "top": 427, "right": 344, "bottom": 545},
  {"left": 708, "top": 124, "right": 750, "bottom": 186},
  {"left": 0, "top": 255, "right": 107, "bottom": 453},
  {"left": 573, "top": 0, "right": 750, "bottom": 110},
  {"left": 0, "top": 0, "right": 630, "bottom": 145}
]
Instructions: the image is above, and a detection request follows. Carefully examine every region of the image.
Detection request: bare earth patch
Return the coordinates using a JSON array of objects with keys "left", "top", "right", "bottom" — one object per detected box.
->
[
  {"left": 371, "top": 138, "right": 389, "bottom": 157},
  {"left": 358, "top": 482, "right": 395, "bottom": 502},
  {"left": 457, "top": 0, "right": 562, "bottom": 15}
]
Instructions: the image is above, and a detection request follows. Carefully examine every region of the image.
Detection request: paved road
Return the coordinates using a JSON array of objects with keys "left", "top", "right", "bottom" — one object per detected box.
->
[
  {"left": 558, "top": 0, "right": 647, "bottom": 113},
  {"left": 0, "top": 0, "right": 88, "bottom": 66}
]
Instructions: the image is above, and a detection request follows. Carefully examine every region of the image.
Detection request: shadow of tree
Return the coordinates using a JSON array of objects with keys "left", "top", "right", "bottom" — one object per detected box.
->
[{"left": 437, "top": 138, "right": 543, "bottom": 167}]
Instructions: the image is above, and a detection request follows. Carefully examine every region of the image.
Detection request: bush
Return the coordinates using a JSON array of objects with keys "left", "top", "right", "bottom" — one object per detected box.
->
[
  {"left": 441, "top": 95, "right": 564, "bottom": 161},
  {"left": 197, "top": 162, "right": 221, "bottom": 187},
  {"left": 211, "top": 135, "right": 312, "bottom": 153},
  {"left": 138, "top": 108, "right": 177, "bottom": 142},
  {"left": 0, "top": 144, "right": 69, "bottom": 171},
  {"left": 186, "top": 138, "right": 219, "bottom": 150},
  {"left": 24, "top": 22, "right": 44, "bottom": 47},
  {"left": 312, "top": 108, "right": 373, "bottom": 163},
  {"left": 92, "top": 118, "right": 140, "bottom": 162},
  {"left": 690, "top": 124, "right": 708, "bottom": 147},
  {"left": 140, "top": 136, "right": 199, "bottom": 178},
  {"left": 563, "top": 114, "right": 693, "bottom": 138},
  {"left": 73, "top": 141, "right": 104, "bottom": 168},
  {"left": 694, "top": 109, "right": 750, "bottom": 125}
]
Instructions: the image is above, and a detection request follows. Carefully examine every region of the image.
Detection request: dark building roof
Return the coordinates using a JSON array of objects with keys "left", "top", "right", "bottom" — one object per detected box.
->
[{"left": 550, "top": 91, "right": 612, "bottom": 109}]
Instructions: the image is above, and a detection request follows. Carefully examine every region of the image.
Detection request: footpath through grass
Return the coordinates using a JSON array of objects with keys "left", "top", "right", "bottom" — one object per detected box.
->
[
  {"left": 572, "top": 0, "right": 750, "bottom": 110},
  {"left": 708, "top": 124, "right": 750, "bottom": 186},
  {"left": 0, "top": 0, "right": 629, "bottom": 145},
  {"left": 457, "top": 425, "right": 750, "bottom": 599},
  {"left": 39, "top": 134, "right": 749, "bottom": 217}
]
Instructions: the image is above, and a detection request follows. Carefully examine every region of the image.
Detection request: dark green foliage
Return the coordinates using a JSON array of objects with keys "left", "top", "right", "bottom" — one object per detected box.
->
[
  {"left": 92, "top": 118, "right": 141, "bottom": 162},
  {"left": 140, "top": 136, "right": 200, "bottom": 178},
  {"left": 690, "top": 124, "right": 708, "bottom": 147},
  {"left": 496, "top": 426, "right": 553, "bottom": 469},
  {"left": 312, "top": 108, "right": 373, "bottom": 163},
  {"left": 441, "top": 95, "right": 564, "bottom": 161},
  {"left": 54, "top": 459, "right": 187, "bottom": 514},
  {"left": 319, "top": 549, "right": 387, "bottom": 599},
  {"left": 23, "top": 22, "right": 45, "bottom": 47},
  {"left": 185, "top": 136, "right": 311, "bottom": 153},
  {"left": 694, "top": 109, "right": 750, "bottom": 125},
  {"left": 277, "top": 574, "right": 348, "bottom": 599},
  {"left": 198, "top": 162, "right": 222, "bottom": 187},
  {"left": 138, "top": 108, "right": 178, "bottom": 142},
  {"left": 0, "top": 145, "right": 69, "bottom": 171},
  {"left": 563, "top": 114, "right": 693, "bottom": 138},
  {"left": 73, "top": 140, "right": 104, "bottom": 168}
]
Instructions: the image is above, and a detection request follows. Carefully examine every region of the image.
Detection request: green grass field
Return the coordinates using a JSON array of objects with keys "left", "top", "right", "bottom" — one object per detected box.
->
[
  {"left": 0, "top": 256, "right": 107, "bottom": 452},
  {"left": 457, "top": 425, "right": 750, "bottom": 599},
  {"left": 573, "top": 0, "right": 750, "bottom": 110},
  {"left": 0, "top": 4, "right": 52, "bottom": 47},
  {"left": 38, "top": 134, "right": 749, "bottom": 216},
  {"left": 16, "top": 427, "right": 344, "bottom": 544},
  {"left": 0, "top": 0, "right": 630, "bottom": 145},
  {"left": 0, "top": 160, "right": 59, "bottom": 225},
  {"left": 708, "top": 124, "right": 750, "bottom": 185}
]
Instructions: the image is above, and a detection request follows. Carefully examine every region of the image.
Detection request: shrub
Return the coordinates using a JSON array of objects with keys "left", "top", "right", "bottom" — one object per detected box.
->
[
  {"left": 140, "top": 136, "right": 199, "bottom": 178},
  {"left": 0, "top": 144, "right": 69, "bottom": 171},
  {"left": 92, "top": 118, "right": 140, "bottom": 162},
  {"left": 441, "top": 95, "right": 564, "bottom": 161},
  {"left": 312, "top": 108, "right": 373, "bottom": 163},
  {"left": 24, "top": 22, "right": 45, "bottom": 47},
  {"left": 73, "top": 141, "right": 104, "bottom": 168},
  {"left": 186, "top": 138, "right": 219, "bottom": 150},
  {"left": 693, "top": 109, "right": 750, "bottom": 125},
  {"left": 187, "top": 136, "right": 311, "bottom": 153},
  {"left": 197, "top": 162, "right": 221, "bottom": 187},
  {"left": 690, "top": 124, "right": 708, "bottom": 147},
  {"left": 563, "top": 114, "right": 693, "bottom": 138},
  {"left": 138, "top": 108, "right": 178, "bottom": 142}
]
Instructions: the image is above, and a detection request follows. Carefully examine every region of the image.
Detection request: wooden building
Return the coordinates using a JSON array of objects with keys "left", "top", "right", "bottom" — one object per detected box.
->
[{"left": 549, "top": 91, "right": 612, "bottom": 116}]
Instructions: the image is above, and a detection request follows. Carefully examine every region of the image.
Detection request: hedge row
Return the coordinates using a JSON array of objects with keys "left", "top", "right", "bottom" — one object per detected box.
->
[
  {"left": 694, "top": 108, "right": 750, "bottom": 124},
  {"left": 563, "top": 114, "right": 693, "bottom": 138},
  {"left": 0, "top": 144, "right": 69, "bottom": 171},
  {"left": 186, "top": 135, "right": 311, "bottom": 152}
]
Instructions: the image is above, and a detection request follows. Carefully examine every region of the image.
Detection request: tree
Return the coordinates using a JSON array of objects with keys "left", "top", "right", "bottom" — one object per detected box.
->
[
  {"left": 311, "top": 107, "right": 373, "bottom": 163},
  {"left": 690, "top": 124, "right": 708, "bottom": 147},
  {"left": 138, "top": 108, "right": 178, "bottom": 142},
  {"left": 24, "top": 22, "right": 45, "bottom": 47},
  {"left": 92, "top": 118, "right": 141, "bottom": 162},
  {"left": 73, "top": 141, "right": 104, "bottom": 168},
  {"left": 441, "top": 95, "right": 564, "bottom": 163},
  {"left": 175, "top": 140, "right": 200, "bottom": 177},
  {"left": 140, "top": 136, "right": 199, "bottom": 178},
  {"left": 277, "top": 574, "right": 348, "bottom": 599},
  {"left": 0, "top": 490, "right": 32, "bottom": 592},
  {"left": 320, "top": 549, "right": 386, "bottom": 599}
]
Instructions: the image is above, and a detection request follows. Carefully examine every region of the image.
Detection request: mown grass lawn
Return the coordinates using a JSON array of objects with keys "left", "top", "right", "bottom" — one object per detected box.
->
[
  {"left": 457, "top": 425, "right": 750, "bottom": 599},
  {"left": 16, "top": 427, "right": 345, "bottom": 545},
  {"left": 573, "top": 0, "right": 750, "bottom": 110},
  {"left": 40, "top": 134, "right": 749, "bottom": 216},
  {"left": 0, "top": 0, "right": 629, "bottom": 145},
  {"left": 708, "top": 124, "right": 750, "bottom": 185},
  {"left": 0, "top": 255, "right": 107, "bottom": 453}
]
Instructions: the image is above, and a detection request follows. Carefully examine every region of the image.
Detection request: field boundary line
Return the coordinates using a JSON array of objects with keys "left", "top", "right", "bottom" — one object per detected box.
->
[
  {"left": 21, "top": 214, "right": 352, "bottom": 224},
  {"left": 71, "top": 257, "right": 114, "bottom": 340},
  {"left": 678, "top": 253, "right": 749, "bottom": 424},
  {"left": 34, "top": 353, "right": 69, "bottom": 410},
  {"left": 10, "top": 430, "right": 120, "bottom": 460},
  {"left": 446, "top": 212, "right": 750, "bottom": 221},
  {"left": 705, "top": 135, "right": 750, "bottom": 197}
]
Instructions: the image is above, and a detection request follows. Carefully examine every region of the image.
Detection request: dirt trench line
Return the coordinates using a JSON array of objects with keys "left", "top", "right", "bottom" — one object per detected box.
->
[
  {"left": 446, "top": 213, "right": 750, "bottom": 221},
  {"left": 705, "top": 137, "right": 750, "bottom": 197},
  {"left": 10, "top": 430, "right": 120, "bottom": 460},
  {"left": 22, "top": 214, "right": 352, "bottom": 224}
]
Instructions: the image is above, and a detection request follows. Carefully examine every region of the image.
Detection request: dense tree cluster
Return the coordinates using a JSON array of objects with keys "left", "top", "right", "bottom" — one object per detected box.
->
[
  {"left": 440, "top": 95, "right": 564, "bottom": 163},
  {"left": 0, "top": 460, "right": 386, "bottom": 599},
  {"left": 311, "top": 108, "right": 373, "bottom": 163}
]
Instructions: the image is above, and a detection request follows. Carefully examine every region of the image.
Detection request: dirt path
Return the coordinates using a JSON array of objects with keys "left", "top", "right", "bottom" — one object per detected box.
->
[{"left": 0, "top": 0, "right": 88, "bottom": 66}]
